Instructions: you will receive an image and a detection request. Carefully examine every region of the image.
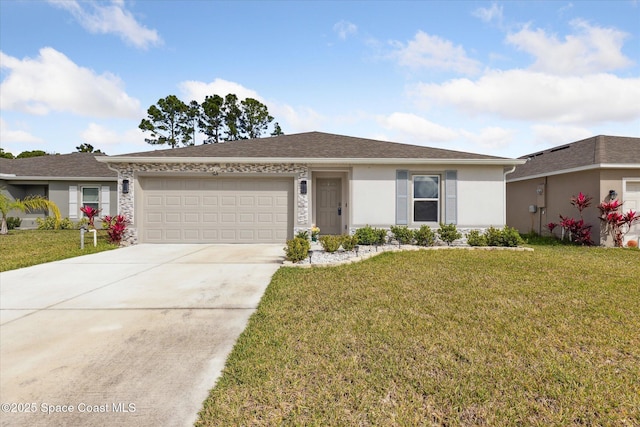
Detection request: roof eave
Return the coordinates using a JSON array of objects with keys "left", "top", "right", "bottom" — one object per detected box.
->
[
  {"left": 0, "top": 175, "right": 117, "bottom": 181},
  {"left": 98, "top": 156, "right": 525, "bottom": 166},
  {"left": 507, "top": 163, "right": 640, "bottom": 182}
]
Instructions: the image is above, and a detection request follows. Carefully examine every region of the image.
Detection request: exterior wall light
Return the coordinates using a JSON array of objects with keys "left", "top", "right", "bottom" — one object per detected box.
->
[
  {"left": 122, "top": 179, "right": 130, "bottom": 194},
  {"left": 609, "top": 189, "right": 618, "bottom": 199},
  {"left": 300, "top": 180, "right": 307, "bottom": 195}
]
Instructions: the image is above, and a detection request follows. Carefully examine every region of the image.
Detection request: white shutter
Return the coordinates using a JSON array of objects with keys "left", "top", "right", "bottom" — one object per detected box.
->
[
  {"left": 101, "top": 186, "right": 110, "bottom": 216},
  {"left": 69, "top": 186, "right": 78, "bottom": 219}
]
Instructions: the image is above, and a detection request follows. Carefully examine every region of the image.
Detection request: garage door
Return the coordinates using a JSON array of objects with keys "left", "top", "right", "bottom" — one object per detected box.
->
[
  {"left": 140, "top": 177, "right": 293, "bottom": 243},
  {"left": 624, "top": 180, "right": 640, "bottom": 245}
]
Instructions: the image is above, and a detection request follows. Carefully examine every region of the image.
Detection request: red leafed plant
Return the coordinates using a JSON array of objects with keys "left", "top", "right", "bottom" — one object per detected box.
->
[
  {"left": 549, "top": 192, "right": 593, "bottom": 245},
  {"left": 598, "top": 200, "right": 640, "bottom": 247},
  {"left": 102, "top": 214, "right": 128, "bottom": 245},
  {"left": 570, "top": 192, "right": 593, "bottom": 215},
  {"left": 80, "top": 205, "right": 101, "bottom": 228}
]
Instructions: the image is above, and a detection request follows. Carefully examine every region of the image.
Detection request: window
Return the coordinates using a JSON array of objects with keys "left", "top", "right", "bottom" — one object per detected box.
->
[
  {"left": 413, "top": 175, "right": 439, "bottom": 222},
  {"left": 81, "top": 187, "right": 100, "bottom": 215}
]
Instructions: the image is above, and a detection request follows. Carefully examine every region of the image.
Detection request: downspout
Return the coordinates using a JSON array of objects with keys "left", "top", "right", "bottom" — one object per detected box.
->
[{"left": 503, "top": 165, "right": 517, "bottom": 226}]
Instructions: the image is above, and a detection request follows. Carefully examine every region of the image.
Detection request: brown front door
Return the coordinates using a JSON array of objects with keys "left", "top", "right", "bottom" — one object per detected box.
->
[{"left": 316, "top": 178, "right": 341, "bottom": 235}]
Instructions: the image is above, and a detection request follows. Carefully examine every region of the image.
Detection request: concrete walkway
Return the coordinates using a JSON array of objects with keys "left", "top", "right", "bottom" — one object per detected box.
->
[{"left": 0, "top": 244, "right": 283, "bottom": 426}]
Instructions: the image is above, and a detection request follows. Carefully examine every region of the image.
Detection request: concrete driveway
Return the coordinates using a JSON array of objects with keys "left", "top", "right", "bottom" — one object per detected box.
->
[{"left": 0, "top": 244, "right": 284, "bottom": 426}]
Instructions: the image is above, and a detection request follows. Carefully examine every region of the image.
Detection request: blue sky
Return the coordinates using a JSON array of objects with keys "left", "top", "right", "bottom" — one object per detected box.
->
[{"left": 1, "top": 0, "right": 639, "bottom": 158}]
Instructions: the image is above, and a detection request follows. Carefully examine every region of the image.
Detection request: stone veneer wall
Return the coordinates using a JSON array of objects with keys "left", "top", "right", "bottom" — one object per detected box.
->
[{"left": 109, "top": 162, "right": 309, "bottom": 245}]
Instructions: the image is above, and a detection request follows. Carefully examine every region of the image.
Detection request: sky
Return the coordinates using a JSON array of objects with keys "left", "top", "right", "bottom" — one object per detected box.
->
[{"left": 1, "top": 0, "right": 639, "bottom": 159}]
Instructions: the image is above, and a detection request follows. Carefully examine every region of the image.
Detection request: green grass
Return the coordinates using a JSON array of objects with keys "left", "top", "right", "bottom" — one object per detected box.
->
[
  {"left": 0, "top": 229, "right": 118, "bottom": 272},
  {"left": 197, "top": 246, "right": 640, "bottom": 426}
]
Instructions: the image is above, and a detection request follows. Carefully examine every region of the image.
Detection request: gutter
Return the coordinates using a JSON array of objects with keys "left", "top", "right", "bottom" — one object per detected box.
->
[{"left": 97, "top": 156, "right": 527, "bottom": 167}]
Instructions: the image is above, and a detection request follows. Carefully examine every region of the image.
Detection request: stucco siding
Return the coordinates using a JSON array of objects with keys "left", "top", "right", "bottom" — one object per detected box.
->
[
  {"left": 351, "top": 165, "right": 396, "bottom": 226},
  {"left": 457, "top": 167, "right": 506, "bottom": 227}
]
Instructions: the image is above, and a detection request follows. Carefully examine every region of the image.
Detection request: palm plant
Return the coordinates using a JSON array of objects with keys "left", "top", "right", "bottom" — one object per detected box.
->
[{"left": 0, "top": 193, "right": 61, "bottom": 234}]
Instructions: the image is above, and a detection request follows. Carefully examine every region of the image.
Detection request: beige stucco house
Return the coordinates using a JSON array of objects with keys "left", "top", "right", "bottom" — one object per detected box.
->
[
  {"left": 98, "top": 132, "right": 525, "bottom": 245},
  {"left": 506, "top": 135, "right": 640, "bottom": 246}
]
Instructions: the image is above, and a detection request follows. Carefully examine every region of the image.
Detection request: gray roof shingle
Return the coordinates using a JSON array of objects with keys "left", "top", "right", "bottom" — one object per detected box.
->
[
  {"left": 0, "top": 153, "right": 117, "bottom": 179},
  {"left": 112, "top": 131, "right": 508, "bottom": 160},
  {"left": 508, "top": 135, "right": 640, "bottom": 180}
]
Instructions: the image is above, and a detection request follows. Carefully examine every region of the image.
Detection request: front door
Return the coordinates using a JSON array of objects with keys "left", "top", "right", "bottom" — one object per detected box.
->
[{"left": 316, "top": 178, "right": 341, "bottom": 235}]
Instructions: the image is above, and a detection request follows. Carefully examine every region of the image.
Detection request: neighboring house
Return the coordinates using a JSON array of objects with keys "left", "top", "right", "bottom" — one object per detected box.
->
[
  {"left": 0, "top": 153, "right": 118, "bottom": 228},
  {"left": 98, "top": 132, "right": 524, "bottom": 245},
  {"left": 506, "top": 135, "right": 640, "bottom": 246}
]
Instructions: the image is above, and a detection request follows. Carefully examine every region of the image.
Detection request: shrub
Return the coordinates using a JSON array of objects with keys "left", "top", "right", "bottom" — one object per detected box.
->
[
  {"left": 284, "top": 237, "right": 311, "bottom": 262},
  {"left": 354, "top": 225, "right": 377, "bottom": 245},
  {"left": 374, "top": 228, "right": 388, "bottom": 245},
  {"left": 501, "top": 226, "right": 524, "bottom": 247},
  {"left": 341, "top": 234, "right": 358, "bottom": 251},
  {"left": 36, "top": 216, "right": 74, "bottom": 230},
  {"left": 466, "top": 229, "right": 487, "bottom": 247},
  {"left": 6, "top": 217, "right": 21, "bottom": 230},
  {"left": 485, "top": 226, "right": 503, "bottom": 247},
  {"left": 390, "top": 225, "right": 414, "bottom": 245},
  {"left": 102, "top": 214, "right": 128, "bottom": 245},
  {"left": 414, "top": 225, "right": 436, "bottom": 246},
  {"left": 319, "top": 235, "right": 342, "bottom": 253},
  {"left": 438, "top": 223, "right": 461, "bottom": 246}
]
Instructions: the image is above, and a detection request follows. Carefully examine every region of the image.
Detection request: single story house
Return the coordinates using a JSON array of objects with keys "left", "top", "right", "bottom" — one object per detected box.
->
[
  {"left": 0, "top": 153, "right": 118, "bottom": 228},
  {"left": 98, "top": 132, "right": 525, "bottom": 245},
  {"left": 506, "top": 135, "right": 640, "bottom": 246}
]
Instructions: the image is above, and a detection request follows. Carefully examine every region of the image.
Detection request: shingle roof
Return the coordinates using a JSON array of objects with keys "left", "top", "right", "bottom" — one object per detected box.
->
[
  {"left": 508, "top": 135, "right": 640, "bottom": 181},
  {"left": 112, "top": 131, "right": 508, "bottom": 160},
  {"left": 0, "top": 153, "right": 117, "bottom": 179}
]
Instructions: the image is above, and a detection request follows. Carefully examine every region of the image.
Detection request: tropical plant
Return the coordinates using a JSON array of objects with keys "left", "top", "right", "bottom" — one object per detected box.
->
[
  {"left": 284, "top": 237, "right": 310, "bottom": 262},
  {"left": 295, "top": 230, "right": 309, "bottom": 240},
  {"left": 598, "top": 199, "right": 640, "bottom": 247},
  {"left": 80, "top": 205, "right": 101, "bottom": 228},
  {"left": 102, "top": 214, "right": 128, "bottom": 245},
  {"left": 0, "top": 194, "right": 61, "bottom": 235},
  {"left": 36, "top": 217, "right": 74, "bottom": 230}
]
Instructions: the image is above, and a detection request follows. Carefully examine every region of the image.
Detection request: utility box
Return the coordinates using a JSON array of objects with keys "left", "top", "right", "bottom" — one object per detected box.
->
[{"left": 529, "top": 204, "right": 538, "bottom": 213}]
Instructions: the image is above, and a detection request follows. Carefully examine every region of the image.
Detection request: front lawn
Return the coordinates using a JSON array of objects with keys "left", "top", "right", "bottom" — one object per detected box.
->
[
  {"left": 0, "top": 229, "right": 118, "bottom": 272},
  {"left": 197, "top": 246, "right": 640, "bottom": 426}
]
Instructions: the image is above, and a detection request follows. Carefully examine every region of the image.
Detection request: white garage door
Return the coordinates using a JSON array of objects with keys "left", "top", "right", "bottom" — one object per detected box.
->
[
  {"left": 624, "top": 180, "right": 640, "bottom": 245},
  {"left": 140, "top": 177, "right": 293, "bottom": 243}
]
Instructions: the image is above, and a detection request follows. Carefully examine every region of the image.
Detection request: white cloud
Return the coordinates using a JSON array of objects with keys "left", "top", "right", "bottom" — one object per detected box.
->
[
  {"left": 271, "top": 104, "right": 325, "bottom": 133},
  {"left": 473, "top": 3, "right": 503, "bottom": 25},
  {"left": 80, "top": 123, "right": 147, "bottom": 150},
  {"left": 376, "top": 112, "right": 458, "bottom": 143},
  {"left": 333, "top": 20, "right": 357, "bottom": 40},
  {"left": 506, "top": 20, "right": 633, "bottom": 75},
  {"left": 47, "top": 0, "right": 161, "bottom": 49},
  {"left": 0, "top": 48, "right": 141, "bottom": 119},
  {"left": 460, "top": 127, "right": 515, "bottom": 150},
  {"left": 389, "top": 31, "right": 481, "bottom": 75},
  {"left": 0, "top": 118, "right": 44, "bottom": 144},
  {"left": 414, "top": 70, "right": 640, "bottom": 125},
  {"left": 179, "top": 78, "right": 262, "bottom": 103}
]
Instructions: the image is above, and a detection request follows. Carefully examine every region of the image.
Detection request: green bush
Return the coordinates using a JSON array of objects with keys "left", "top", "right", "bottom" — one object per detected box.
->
[
  {"left": 485, "top": 226, "right": 503, "bottom": 247},
  {"left": 6, "top": 217, "right": 22, "bottom": 230},
  {"left": 374, "top": 228, "right": 388, "bottom": 245},
  {"left": 341, "top": 234, "right": 359, "bottom": 251},
  {"left": 438, "top": 223, "right": 462, "bottom": 246},
  {"left": 354, "top": 225, "right": 377, "bottom": 245},
  {"left": 36, "top": 216, "right": 74, "bottom": 230},
  {"left": 319, "top": 235, "right": 342, "bottom": 253},
  {"left": 390, "top": 225, "right": 414, "bottom": 244},
  {"left": 414, "top": 225, "right": 436, "bottom": 246},
  {"left": 284, "top": 237, "right": 311, "bottom": 262},
  {"left": 501, "top": 226, "right": 524, "bottom": 247},
  {"left": 466, "top": 229, "right": 487, "bottom": 247}
]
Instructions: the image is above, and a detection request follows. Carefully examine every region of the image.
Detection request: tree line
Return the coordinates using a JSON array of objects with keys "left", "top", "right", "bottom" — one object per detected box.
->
[{"left": 139, "top": 94, "right": 284, "bottom": 149}]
